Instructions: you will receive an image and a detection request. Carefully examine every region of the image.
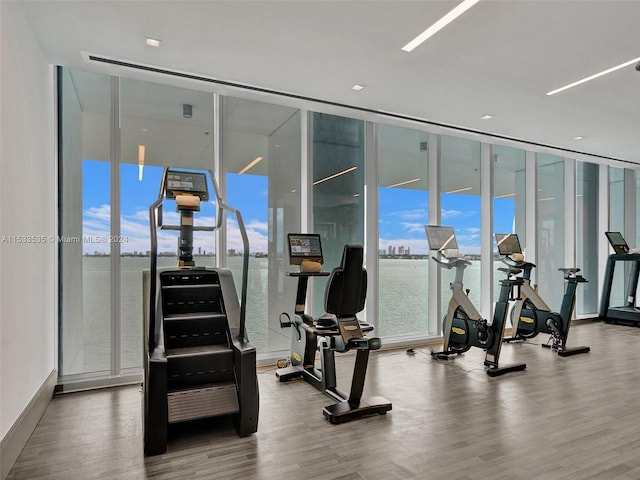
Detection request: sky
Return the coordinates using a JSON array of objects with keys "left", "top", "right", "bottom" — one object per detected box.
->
[{"left": 82, "top": 161, "right": 514, "bottom": 255}]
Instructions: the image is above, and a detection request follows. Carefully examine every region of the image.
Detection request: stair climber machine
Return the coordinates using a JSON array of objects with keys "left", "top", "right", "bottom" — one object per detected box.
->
[
  {"left": 496, "top": 233, "right": 590, "bottom": 357},
  {"left": 276, "top": 233, "right": 392, "bottom": 423},
  {"left": 143, "top": 168, "right": 258, "bottom": 455},
  {"left": 426, "top": 226, "right": 527, "bottom": 377}
]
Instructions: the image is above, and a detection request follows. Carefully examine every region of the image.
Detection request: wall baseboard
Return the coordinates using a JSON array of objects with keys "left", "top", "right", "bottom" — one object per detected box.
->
[{"left": 1, "top": 370, "right": 57, "bottom": 480}]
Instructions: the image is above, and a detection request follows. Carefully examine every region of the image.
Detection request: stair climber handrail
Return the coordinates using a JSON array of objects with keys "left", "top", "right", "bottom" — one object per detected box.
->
[
  {"left": 148, "top": 167, "right": 251, "bottom": 355},
  {"left": 148, "top": 167, "right": 168, "bottom": 355},
  {"left": 206, "top": 169, "right": 250, "bottom": 342}
]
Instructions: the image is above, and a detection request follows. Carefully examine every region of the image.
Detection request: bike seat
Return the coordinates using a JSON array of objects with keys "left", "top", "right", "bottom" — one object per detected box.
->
[
  {"left": 315, "top": 314, "right": 337, "bottom": 329},
  {"left": 558, "top": 267, "right": 580, "bottom": 274},
  {"left": 498, "top": 266, "right": 521, "bottom": 276}
]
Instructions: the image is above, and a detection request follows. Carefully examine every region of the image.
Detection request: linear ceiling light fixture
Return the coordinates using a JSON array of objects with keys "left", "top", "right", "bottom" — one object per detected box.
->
[
  {"left": 138, "top": 145, "right": 145, "bottom": 181},
  {"left": 387, "top": 178, "right": 421, "bottom": 188},
  {"left": 238, "top": 156, "right": 263, "bottom": 174},
  {"left": 401, "top": 0, "right": 481, "bottom": 52},
  {"left": 546, "top": 56, "right": 640, "bottom": 96},
  {"left": 313, "top": 166, "right": 358, "bottom": 186},
  {"left": 445, "top": 186, "right": 473, "bottom": 194}
]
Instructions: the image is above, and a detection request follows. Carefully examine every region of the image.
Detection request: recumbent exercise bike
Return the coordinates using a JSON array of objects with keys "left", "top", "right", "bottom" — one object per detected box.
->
[{"left": 276, "top": 233, "right": 392, "bottom": 423}]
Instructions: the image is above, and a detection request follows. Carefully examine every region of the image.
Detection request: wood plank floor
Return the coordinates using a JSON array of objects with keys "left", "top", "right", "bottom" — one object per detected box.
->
[{"left": 7, "top": 320, "right": 640, "bottom": 480}]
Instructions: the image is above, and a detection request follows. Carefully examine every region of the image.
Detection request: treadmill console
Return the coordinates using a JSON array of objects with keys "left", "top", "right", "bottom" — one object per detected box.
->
[{"left": 605, "top": 231, "right": 630, "bottom": 254}]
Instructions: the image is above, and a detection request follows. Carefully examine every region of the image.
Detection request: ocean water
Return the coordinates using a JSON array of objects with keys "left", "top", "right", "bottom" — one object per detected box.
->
[{"left": 75, "top": 256, "right": 486, "bottom": 373}]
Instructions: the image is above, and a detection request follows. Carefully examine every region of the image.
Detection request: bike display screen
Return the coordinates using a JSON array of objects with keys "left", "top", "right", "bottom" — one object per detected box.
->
[
  {"left": 288, "top": 233, "right": 323, "bottom": 265},
  {"left": 425, "top": 225, "right": 458, "bottom": 251},
  {"left": 496, "top": 233, "right": 522, "bottom": 255}
]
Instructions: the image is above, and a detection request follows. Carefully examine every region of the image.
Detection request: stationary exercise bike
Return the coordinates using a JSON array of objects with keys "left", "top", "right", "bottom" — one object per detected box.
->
[
  {"left": 496, "top": 233, "right": 590, "bottom": 357},
  {"left": 426, "top": 226, "right": 526, "bottom": 377},
  {"left": 276, "top": 233, "right": 392, "bottom": 423}
]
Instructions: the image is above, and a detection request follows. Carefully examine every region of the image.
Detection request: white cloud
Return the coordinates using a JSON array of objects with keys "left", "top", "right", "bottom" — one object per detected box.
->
[
  {"left": 442, "top": 209, "right": 469, "bottom": 219},
  {"left": 246, "top": 219, "right": 268, "bottom": 233},
  {"left": 400, "top": 222, "right": 426, "bottom": 234},
  {"left": 83, "top": 205, "right": 111, "bottom": 222},
  {"left": 385, "top": 208, "right": 427, "bottom": 221}
]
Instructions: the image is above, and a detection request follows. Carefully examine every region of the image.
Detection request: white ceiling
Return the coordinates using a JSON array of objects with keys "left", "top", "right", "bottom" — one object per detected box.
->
[{"left": 18, "top": 0, "right": 640, "bottom": 167}]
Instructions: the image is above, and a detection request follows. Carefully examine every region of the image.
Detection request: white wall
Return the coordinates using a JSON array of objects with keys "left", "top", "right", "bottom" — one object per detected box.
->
[{"left": 0, "top": 1, "right": 57, "bottom": 441}]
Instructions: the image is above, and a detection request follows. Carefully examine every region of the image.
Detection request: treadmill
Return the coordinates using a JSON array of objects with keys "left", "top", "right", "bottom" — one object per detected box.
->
[{"left": 599, "top": 232, "right": 640, "bottom": 325}]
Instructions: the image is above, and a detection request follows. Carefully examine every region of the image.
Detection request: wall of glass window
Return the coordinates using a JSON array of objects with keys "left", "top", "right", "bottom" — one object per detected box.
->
[
  {"left": 377, "top": 124, "right": 429, "bottom": 338},
  {"left": 492, "top": 145, "right": 526, "bottom": 306},
  {"left": 536, "top": 154, "right": 566, "bottom": 310},
  {"left": 57, "top": 66, "right": 639, "bottom": 386},
  {"left": 608, "top": 167, "right": 626, "bottom": 308},
  {"left": 576, "top": 161, "right": 599, "bottom": 315}
]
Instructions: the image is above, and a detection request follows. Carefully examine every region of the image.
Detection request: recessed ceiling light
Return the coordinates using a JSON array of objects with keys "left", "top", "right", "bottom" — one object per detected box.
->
[
  {"left": 401, "top": 0, "right": 482, "bottom": 52},
  {"left": 546, "top": 56, "right": 640, "bottom": 95},
  {"left": 352, "top": 84, "right": 365, "bottom": 91},
  {"left": 480, "top": 114, "right": 493, "bottom": 120},
  {"left": 145, "top": 37, "right": 162, "bottom": 47},
  {"left": 573, "top": 136, "right": 584, "bottom": 140}
]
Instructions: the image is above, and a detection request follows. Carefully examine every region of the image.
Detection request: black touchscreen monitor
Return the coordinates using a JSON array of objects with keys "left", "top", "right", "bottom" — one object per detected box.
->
[
  {"left": 605, "top": 231, "right": 629, "bottom": 254},
  {"left": 287, "top": 233, "right": 324, "bottom": 265},
  {"left": 425, "top": 225, "right": 458, "bottom": 251},
  {"left": 165, "top": 170, "right": 209, "bottom": 200},
  {"left": 496, "top": 233, "right": 522, "bottom": 256}
]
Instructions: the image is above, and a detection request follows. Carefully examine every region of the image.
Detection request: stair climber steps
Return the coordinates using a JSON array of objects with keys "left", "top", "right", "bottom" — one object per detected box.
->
[
  {"left": 167, "top": 381, "right": 239, "bottom": 423},
  {"left": 166, "top": 344, "right": 235, "bottom": 389},
  {"left": 163, "top": 313, "right": 230, "bottom": 349},
  {"left": 161, "top": 285, "right": 223, "bottom": 316}
]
